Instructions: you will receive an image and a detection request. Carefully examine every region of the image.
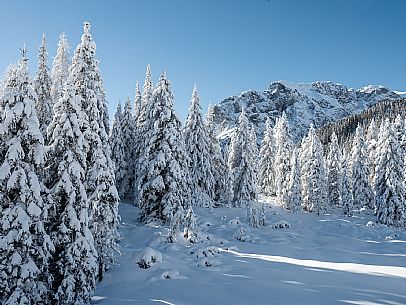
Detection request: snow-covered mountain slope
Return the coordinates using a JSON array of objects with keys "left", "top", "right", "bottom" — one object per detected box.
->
[
  {"left": 395, "top": 91, "right": 406, "bottom": 98},
  {"left": 95, "top": 201, "right": 406, "bottom": 305},
  {"left": 212, "top": 81, "right": 402, "bottom": 142}
]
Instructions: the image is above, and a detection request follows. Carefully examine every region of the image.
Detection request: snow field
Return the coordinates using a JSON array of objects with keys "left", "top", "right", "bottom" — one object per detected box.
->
[{"left": 95, "top": 198, "right": 406, "bottom": 305}]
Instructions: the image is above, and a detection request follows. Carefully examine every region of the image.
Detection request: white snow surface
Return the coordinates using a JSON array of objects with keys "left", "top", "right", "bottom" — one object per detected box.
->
[
  {"left": 95, "top": 198, "right": 406, "bottom": 305},
  {"left": 394, "top": 91, "right": 406, "bottom": 98}
]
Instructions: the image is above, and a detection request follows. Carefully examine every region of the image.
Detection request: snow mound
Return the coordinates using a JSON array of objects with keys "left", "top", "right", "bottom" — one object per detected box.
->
[
  {"left": 228, "top": 217, "right": 242, "bottom": 225},
  {"left": 197, "top": 257, "right": 222, "bottom": 268},
  {"left": 149, "top": 270, "right": 188, "bottom": 282},
  {"left": 136, "top": 247, "right": 162, "bottom": 269},
  {"left": 271, "top": 220, "right": 291, "bottom": 229},
  {"left": 160, "top": 270, "right": 187, "bottom": 280},
  {"left": 191, "top": 246, "right": 221, "bottom": 259},
  {"left": 385, "top": 233, "right": 399, "bottom": 240},
  {"left": 366, "top": 220, "right": 375, "bottom": 227}
]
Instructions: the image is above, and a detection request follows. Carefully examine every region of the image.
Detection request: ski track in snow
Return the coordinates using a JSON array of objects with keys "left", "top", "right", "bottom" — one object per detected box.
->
[{"left": 94, "top": 197, "right": 406, "bottom": 305}]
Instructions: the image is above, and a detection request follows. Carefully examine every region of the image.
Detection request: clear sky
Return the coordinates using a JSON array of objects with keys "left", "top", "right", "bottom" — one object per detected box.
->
[{"left": 0, "top": 0, "right": 405, "bottom": 120}]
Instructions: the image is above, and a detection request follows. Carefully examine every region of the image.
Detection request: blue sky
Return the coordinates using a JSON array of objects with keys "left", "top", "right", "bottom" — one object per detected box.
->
[{"left": 0, "top": 0, "right": 405, "bottom": 120}]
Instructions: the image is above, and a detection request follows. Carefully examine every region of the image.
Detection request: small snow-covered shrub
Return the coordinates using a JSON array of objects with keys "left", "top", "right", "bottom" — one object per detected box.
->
[
  {"left": 137, "top": 247, "right": 162, "bottom": 269},
  {"left": 160, "top": 270, "right": 186, "bottom": 280},
  {"left": 197, "top": 257, "right": 221, "bottom": 267},
  {"left": 271, "top": 220, "right": 291, "bottom": 229},
  {"left": 222, "top": 246, "right": 239, "bottom": 252},
  {"left": 234, "top": 226, "right": 248, "bottom": 242},
  {"left": 366, "top": 221, "right": 375, "bottom": 227},
  {"left": 385, "top": 233, "right": 399, "bottom": 240},
  {"left": 191, "top": 246, "right": 220, "bottom": 259},
  {"left": 229, "top": 217, "right": 241, "bottom": 225}
]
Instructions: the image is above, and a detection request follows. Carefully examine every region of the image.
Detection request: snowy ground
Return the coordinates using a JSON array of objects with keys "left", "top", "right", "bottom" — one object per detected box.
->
[{"left": 95, "top": 198, "right": 406, "bottom": 305}]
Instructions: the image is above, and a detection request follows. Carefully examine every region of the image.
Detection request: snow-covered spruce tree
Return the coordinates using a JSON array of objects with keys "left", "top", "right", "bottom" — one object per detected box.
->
[
  {"left": 326, "top": 132, "right": 342, "bottom": 207},
  {"left": 134, "top": 81, "right": 141, "bottom": 119},
  {"left": 138, "top": 73, "right": 195, "bottom": 232},
  {"left": 137, "top": 64, "right": 153, "bottom": 128},
  {"left": 120, "top": 97, "right": 136, "bottom": 199},
  {"left": 366, "top": 118, "right": 378, "bottom": 187},
  {"left": 394, "top": 114, "right": 406, "bottom": 161},
  {"left": 374, "top": 119, "right": 406, "bottom": 227},
  {"left": 0, "top": 64, "right": 17, "bottom": 112},
  {"left": 228, "top": 108, "right": 259, "bottom": 225},
  {"left": 259, "top": 203, "right": 267, "bottom": 226},
  {"left": 134, "top": 65, "right": 154, "bottom": 203},
  {"left": 248, "top": 125, "right": 260, "bottom": 225},
  {"left": 402, "top": 116, "right": 406, "bottom": 154},
  {"left": 51, "top": 32, "right": 70, "bottom": 103},
  {"left": 258, "top": 117, "right": 276, "bottom": 196},
  {"left": 45, "top": 81, "right": 98, "bottom": 304},
  {"left": 205, "top": 105, "right": 227, "bottom": 206},
  {"left": 341, "top": 154, "right": 353, "bottom": 216},
  {"left": 34, "top": 34, "right": 53, "bottom": 139},
  {"left": 249, "top": 125, "right": 259, "bottom": 159},
  {"left": 70, "top": 22, "right": 119, "bottom": 281},
  {"left": 274, "top": 113, "right": 293, "bottom": 208},
  {"left": 205, "top": 103, "right": 220, "bottom": 136},
  {"left": 300, "top": 124, "right": 328, "bottom": 214},
  {"left": 287, "top": 148, "right": 301, "bottom": 212},
  {"left": 183, "top": 85, "right": 216, "bottom": 207},
  {"left": 0, "top": 55, "right": 53, "bottom": 305},
  {"left": 394, "top": 114, "right": 404, "bottom": 144},
  {"left": 350, "top": 125, "right": 374, "bottom": 211},
  {"left": 110, "top": 102, "right": 127, "bottom": 197}
]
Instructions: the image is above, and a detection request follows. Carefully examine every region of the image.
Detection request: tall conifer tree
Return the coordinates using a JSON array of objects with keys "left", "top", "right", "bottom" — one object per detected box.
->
[
  {"left": 69, "top": 22, "right": 119, "bottom": 281},
  {"left": 134, "top": 81, "right": 141, "bottom": 119},
  {"left": 110, "top": 103, "right": 126, "bottom": 197},
  {"left": 0, "top": 54, "right": 53, "bottom": 305},
  {"left": 300, "top": 125, "right": 328, "bottom": 214},
  {"left": 184, "top": 85, "right": 216, "bottom": 207},
  {"left": 375, "top": 119, "right": 406, "bottom": 227},
  {"left": 228, "top": 108, "right": 258, "bottom": 225},
  {"left": 120, "top": 97, "right": 136, "bottom": 199},
  {"left": 350, "top": 125, "right": 374, "bottom": 211},
  {"left": 51, "top": 32, "right": 70, "bottom": 103},
  {"left": 45, "top": 81, "right": 97, "bottom": 304},
  {"left": 274, "top": 113, "right": 293, "bottom": 207},
  {"left": 366, "top": 119, "right": 378, "bottom": 187},
  {"left": 138, "top": 74, "right": 195, "bottom": 234},
  {"left": 258, "top": 117, "right": 276, "bottom": 196},
  {"left": 327, "top": 132, "right": 342, "bottom": 207},
  {"left": 34, "top": 34, "right": 53, "bottom": 139}
]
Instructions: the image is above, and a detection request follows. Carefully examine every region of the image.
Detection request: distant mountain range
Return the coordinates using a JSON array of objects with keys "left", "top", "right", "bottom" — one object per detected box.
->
[{"left": 211, "top": 81, "right": 404, "bottom": 143}]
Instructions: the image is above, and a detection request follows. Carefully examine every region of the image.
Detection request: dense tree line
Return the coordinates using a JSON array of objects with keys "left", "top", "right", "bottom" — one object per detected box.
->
[
  {"left": 0, "top": 23, "right": 118, "bottom": 305},
  {"left": 318, "top": 98, "right": 406, "bottom": 148}
]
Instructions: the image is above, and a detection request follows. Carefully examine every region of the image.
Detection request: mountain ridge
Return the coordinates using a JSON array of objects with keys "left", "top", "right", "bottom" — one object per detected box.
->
[{"left": 211, "top": 80, "right": 403, "bottom": 142}]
